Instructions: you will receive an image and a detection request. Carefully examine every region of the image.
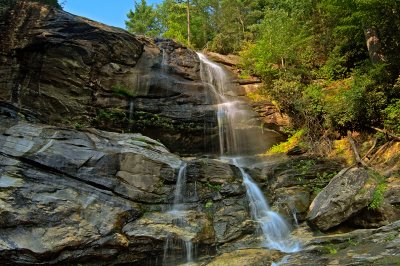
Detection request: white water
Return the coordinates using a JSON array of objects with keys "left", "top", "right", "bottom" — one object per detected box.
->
[
  {"left": 172, "top": 162, "right": 188, "bottom": 212},
  {"left": 197, "top": 52, "right": 275, "bottom": 156},
  {"left": 198, "top": 53, "right": 300, "bottom": 253},
  {"left": 197, "top": 53, "right": 238, "bottom": 155},
  {"left": 163, "top": 162, "right": 194, "bottom": 265},
  {"left": 232, "top": 158, "right": 300, "bottom": 253}
]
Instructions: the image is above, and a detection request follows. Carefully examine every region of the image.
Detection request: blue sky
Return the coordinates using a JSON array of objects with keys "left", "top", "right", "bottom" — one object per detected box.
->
[{"left": 64, "top": 0, "right": 162, "bottom": 29}]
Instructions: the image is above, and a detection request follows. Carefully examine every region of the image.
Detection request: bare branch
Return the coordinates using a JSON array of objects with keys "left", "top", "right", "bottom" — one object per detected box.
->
[{"left": 347, "top": 131, "right": 369, "bottom": 167}]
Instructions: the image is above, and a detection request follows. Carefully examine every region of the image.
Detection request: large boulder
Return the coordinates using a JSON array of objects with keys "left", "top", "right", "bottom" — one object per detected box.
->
[{"left": 307, "top": 167, "right": 379, "bottom": 231}]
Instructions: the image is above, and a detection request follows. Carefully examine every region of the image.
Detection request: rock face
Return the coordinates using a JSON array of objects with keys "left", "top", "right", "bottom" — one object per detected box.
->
[
  {"left": 0, "top": 114, "right": 258, "bottom": 265},
  {"left": 285, "top": 221, "right": 400, "bottom": 266},
  {"left": 0, "top": 1, "right": 218, "bottom": 155},
  {"left": 0, "top": 114, "right": 177, "bottom": 264}
]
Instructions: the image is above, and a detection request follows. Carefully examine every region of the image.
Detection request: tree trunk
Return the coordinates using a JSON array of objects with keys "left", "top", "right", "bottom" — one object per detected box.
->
[
  {"left": 364, "top": 26, "right": 386, "bottom": 64},
  {"left": 186, "top": 0, "right": 190, "bottom": 46}
]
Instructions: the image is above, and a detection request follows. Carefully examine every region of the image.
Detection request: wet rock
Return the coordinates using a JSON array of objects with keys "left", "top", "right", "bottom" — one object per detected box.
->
[
  {"left": 122, "top": 210, "right": 215, "bottom": 264},
  {"left": 0, "top": 115, "right": 259, "bottom": 264},
  {"left": 251, "top": 100, "right": 290, "bottom": 133},
  {"left": 273, "top": 186, "right": 310, "bottom": 223},
  {"left": 0, "top": 154, "right": 140, "bottom": 264},
  {"left": 187, "top": 158, "right": 239, "bottom": 184},
  {"left": 246, "top": 156, "right": 342, "bottom": 222},
  {"left": 307, "top": 167, "right": 378, "bottom": 231},
  {"left": 205, "top": 248, "right": 282, "bottom": 266},
  {"left": 385, "top": 176, "right": 400, "bottom": 205},
  {"left": 212, "top": 198, "right": 255, "bottom": 244},
  {"left": 285, "top": 221, "right": 400, "bottom": 265},
  {"left": 123, "top": 211, "right": 214, "bottom": 244}
]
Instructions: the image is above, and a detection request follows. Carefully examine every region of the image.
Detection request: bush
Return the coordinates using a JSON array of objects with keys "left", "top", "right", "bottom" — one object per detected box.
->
[
  {"left": 266, "top": 129, "right": 306, "bottom": 155},
  {"left": 382, "top": 99, "right": 400, "bottom": 133}
]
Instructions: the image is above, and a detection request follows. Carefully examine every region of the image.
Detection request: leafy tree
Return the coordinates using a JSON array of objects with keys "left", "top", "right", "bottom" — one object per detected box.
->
[
  {"left": 125, "top": 0, "right": 161, "bottom": 36},
  {"left": 156, "top": 0, "right": 188, "bottom": 44}
]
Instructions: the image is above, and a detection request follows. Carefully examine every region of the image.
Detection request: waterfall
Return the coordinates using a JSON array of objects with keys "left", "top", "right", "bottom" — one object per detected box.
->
[
  {"left": 197, "top": 52, "right": 273, "bottom": 156},
  {"left": 197, "top": 52, "right": 238, "bottom": 155},
  {"left": 232, "top": 158, "right": 300, "bottom": 253},
  {"left": 163, "top": 162, "right": 194, "bottom": 265},
  {"left": 198, "top": 52, "right": 300, "bottom": 253},
  {"left": 171, "top": 162, "right": 188, "bottom": 212}
]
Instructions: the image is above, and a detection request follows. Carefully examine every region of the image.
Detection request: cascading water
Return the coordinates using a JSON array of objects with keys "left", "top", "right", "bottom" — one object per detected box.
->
[
  {"left": 197, "top": 52, "right": 277, "bottom": 156},
  {"left": 233, "top": 158, "right": 300, "bottom": 252},
  {"left": 163, "top": 162, "right": 194, "bottom": 265},
  {"left": 198, "top": 53, "right": 300, "bottom": 253},
  {"left": 197, "top": 53, "right": 237, "bottom": 155},
  {"left": 172, "top": 162, "right": 188, "bottom": 212}
]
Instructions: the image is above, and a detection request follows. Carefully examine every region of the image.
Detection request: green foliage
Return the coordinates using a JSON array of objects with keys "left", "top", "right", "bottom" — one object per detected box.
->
[
  {"left": 111, "top": 84, "right": 136, "bottom": 98},
  {"left": 125, "top": 0, "right": 161, "bottom": 36},
  {"left": 95, "top": 108, "right": 127, "bottom": 124},
  {"left": 238, "top": 0, "right": 400, "bottom": 142},
  {"left": 266, "top": 129, "right": 306, "bottom": 155},
  {"left": 205, "top": 200, "right": 213, "bottom": 209},
  {"left": 367, "top": 170, "right": 387, "bottom": 210},
  {"left": 73, "top": 122, "right": 83, "bottom": 130},
  {"left": 128, "top": 111, "right": 203, "bottom": 132},
  {"left": 130, "top": 111, "right": 173, "bottom": 130},
  {"left": 323, "top": 244, "right": 338, "bottom": 255},
  {"left": 347, "top": 238, "right": 359, "bottom": 246},
  {"left": 156, "top": 0, "right": 189, "bottom": 45},
  {"left": 206, "top": 182, "right": 221, "bottom": 191},
  {"left": 295, "top": 159, "right": 316, "bottom": 174},
  {"left": 382, "top": 99, "right": 400, "bottom": 134},
  {"left": 385, "top": 233, "right": 397, "bottom": 242},
  {"left": 312, "top": 171, "right": 337, "bottom": 195},
  {"left": 369, "top": 182, "right": 387, "bottom": 210}
]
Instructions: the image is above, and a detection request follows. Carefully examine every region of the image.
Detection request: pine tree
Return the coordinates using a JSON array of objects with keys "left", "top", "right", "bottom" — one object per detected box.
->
[{"left": 125, "top": 0, "right": 161, "bottom": 37}]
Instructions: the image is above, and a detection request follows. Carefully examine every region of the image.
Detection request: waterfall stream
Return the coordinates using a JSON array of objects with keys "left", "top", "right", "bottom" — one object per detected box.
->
[
  {"left": 163, "top": 162, "right": 194, "bottom": 265},
  {"left": 232, "top": 158, "right": 300, "bottom": 252},
  {"left": 164, "top": 53, "right": 299, "bottom": 264},
  {"left": 172, "top": 162, "right": 188, "bottom": 212},
  {"left": 198, "top": 53, "right": 300, "bottom": 253}
]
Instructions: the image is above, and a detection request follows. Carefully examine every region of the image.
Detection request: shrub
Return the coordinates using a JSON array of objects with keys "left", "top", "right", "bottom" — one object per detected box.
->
[
  {"left": 266, "top": 129, "right": 306, "bottom": 155},
  {"left": 382, "top": 99, "right": 400, "bottom": 134}
]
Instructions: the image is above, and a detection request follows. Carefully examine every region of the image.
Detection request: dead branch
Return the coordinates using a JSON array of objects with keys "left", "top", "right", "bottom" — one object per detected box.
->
[
  {"left": 362, "top": 137, "right": 378, "bottom": 160},
  {"left": 368, "top": 140, "right": 395, "bottom": 164},
  {"left": 347, "top": 131, "right": 369, "bottom": 167},
  {"left": 371, "top": 127, "right": 400, "bottom": 141}
]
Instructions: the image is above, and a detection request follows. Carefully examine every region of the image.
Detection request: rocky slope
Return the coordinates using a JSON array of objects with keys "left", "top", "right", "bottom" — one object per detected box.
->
[
  {"left": 0, "top": 113, "right": 253, "bottom": 264},
  {"left": 0, "top": 1, "right": 218, "bottom": 154}
]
